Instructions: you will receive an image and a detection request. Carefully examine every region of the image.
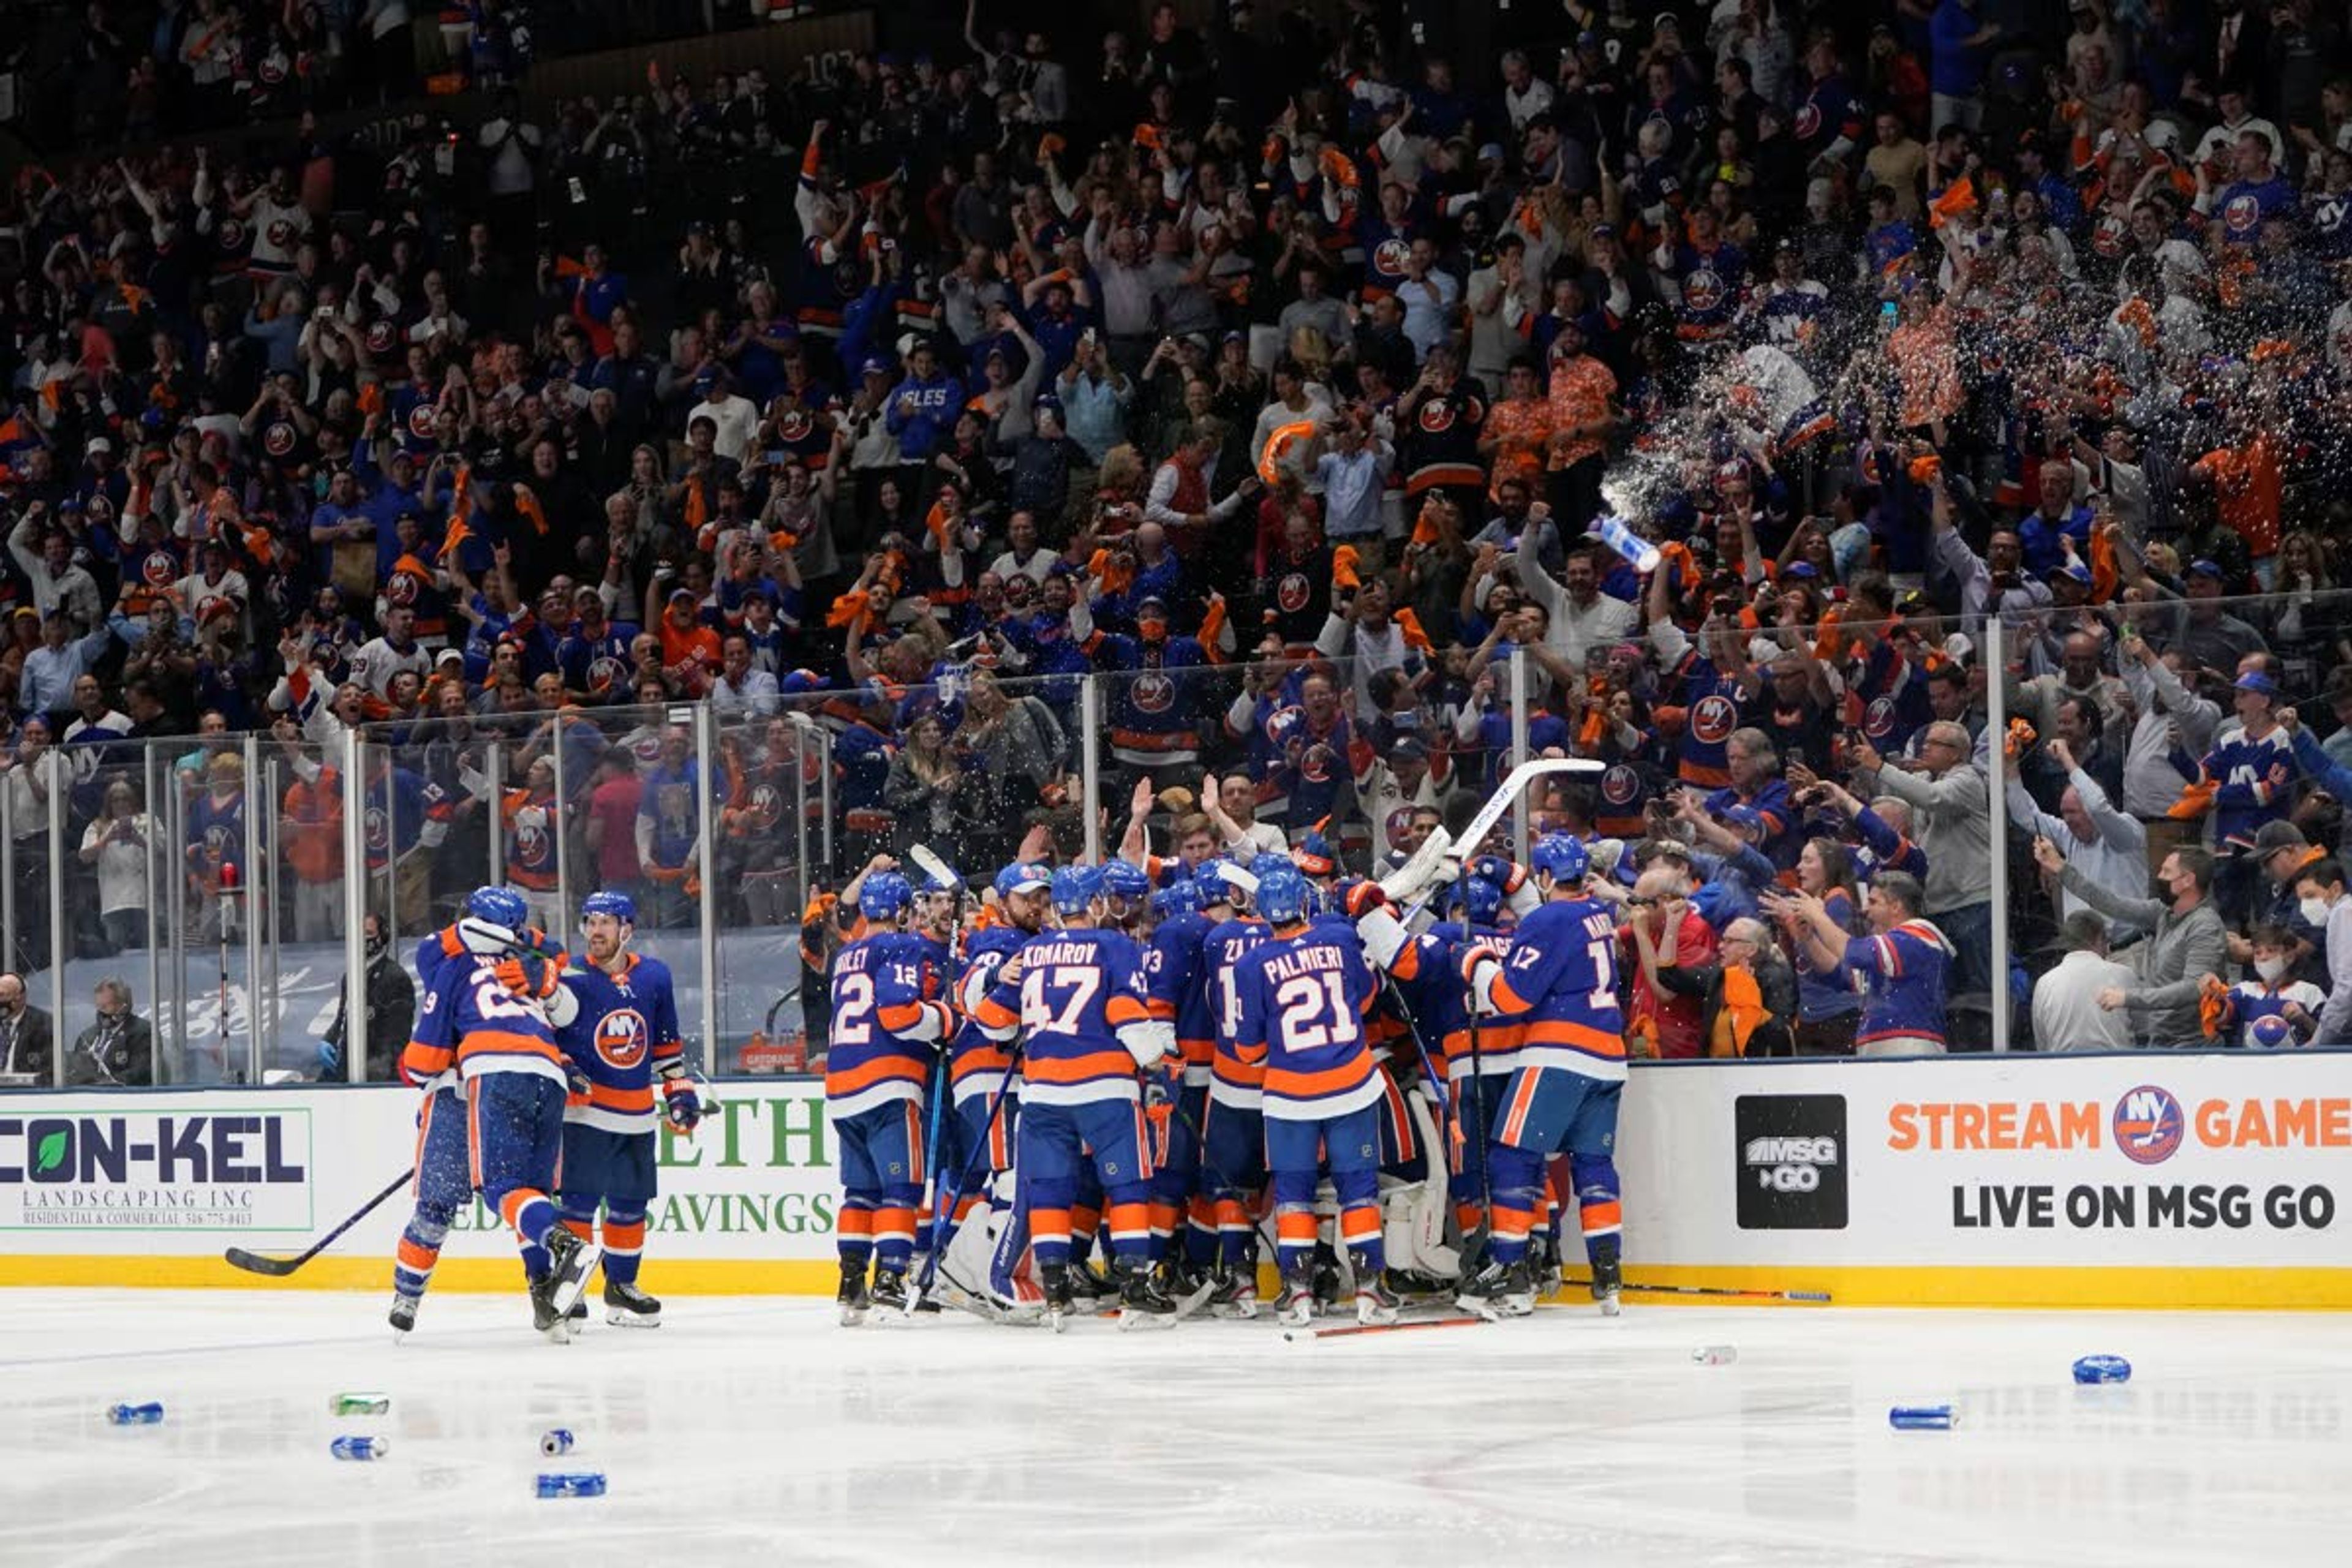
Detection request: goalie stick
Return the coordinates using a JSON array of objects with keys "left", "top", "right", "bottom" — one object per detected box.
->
[{"left": 224, "top": 1167, "right": 414, "bottom": 1276}]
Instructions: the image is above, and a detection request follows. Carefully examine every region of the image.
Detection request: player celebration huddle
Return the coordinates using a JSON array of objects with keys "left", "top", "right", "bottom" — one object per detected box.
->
[
  {"left": 827, "top": 769, "right": 1630, "bottom": 1333},
  {"left": 385, "top": 885, "right": 699, "bottom": 1343}
]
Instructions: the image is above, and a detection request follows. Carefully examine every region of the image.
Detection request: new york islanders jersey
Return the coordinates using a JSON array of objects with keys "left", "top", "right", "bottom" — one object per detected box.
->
[
  {"left": 1203, "top": 918, "right": 1272, "bottom": 1109},
  {"left": 825, "top": 930, "right": 952, "bottom": 1118},
  {"left": 1229, "top": 927, "right": 1382, "bottom": 1123},
  {"left": 1482, "top": 897, "right": 1627, "bottom": 1082},
  {"left": 405, "top": 956, "right": 568, "bottom": 1089},
  {"left": 1143, "top": 908, "right": 1216, "bottom": 1086},
  {"left": 948, "top": 924, "right": 1030, "bottom": 1108},
  {"left": 1381, "top": 920, "right": 1522, "bottom": 1081},
  {"left": 974, "top": 927, "right": 1153, "bottom": 1108},
  {"left": 1844, "top": 919, "right": 1953, "bottom": 1050},
  {"left": 556, "top": 953, "right": 683, "bottom": 1135}
]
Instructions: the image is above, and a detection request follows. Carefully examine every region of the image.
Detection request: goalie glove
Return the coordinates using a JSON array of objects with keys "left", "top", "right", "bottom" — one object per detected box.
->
[{"left": 1115, "top": 1017, "right": 1174, "bottom": 1068}]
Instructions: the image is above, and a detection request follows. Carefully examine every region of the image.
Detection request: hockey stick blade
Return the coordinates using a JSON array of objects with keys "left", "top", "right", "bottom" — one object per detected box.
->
[
  {"left": 1283, "top": 1314, "right": 1488, "bottom": 1342},
  {"left": 907, "top": 843, "right": 963, "bottom": 890},
  {"left": 223, "top": 1166, "right": 415, "bottom": 1277},
  {"left": 1558, "top": 1276, "right": 1831, "bottom": 1303},
  {"left": 1458, "top": 758, "right": 1607, "bottom": 854}
]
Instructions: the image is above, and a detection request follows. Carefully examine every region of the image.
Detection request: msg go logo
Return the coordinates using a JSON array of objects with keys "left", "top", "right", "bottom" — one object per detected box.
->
[{"left": 1745, "top": 1136, "right": 1838, "bottom": 1192}]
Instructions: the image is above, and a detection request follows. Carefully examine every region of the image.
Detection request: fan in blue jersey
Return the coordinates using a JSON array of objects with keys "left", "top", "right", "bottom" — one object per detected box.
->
[
  {"left": 827, "top": 869, "right": 955, "bottom": 1324},
  {"left": 399, "top": 885, "right": 597, "bottom": 1341},
  {"left": 1456, "top": 835, "right": 1630, "bottom": 1319},
  {"left": 1226, "top": 866, "right": 1398, "bottom": 1326},
  {"left": 972, "top": 864, "right": 1182, "bottom": 1329},
  {"left": 552, "top": 891, "right": 689, "bottom": 1329}
]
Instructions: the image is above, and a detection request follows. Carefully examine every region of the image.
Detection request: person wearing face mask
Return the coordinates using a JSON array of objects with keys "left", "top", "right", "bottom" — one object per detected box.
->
[
  {"left": 2295, "top": 860, "right": 2352, "bottom": 1047},
  {"left": 319, "top": 913, "right": 418, "bottom": 1082},
  {"left": 2036, "top": 840, "right": 2227, "bottom": 1048},
  {"left": 2204, "top": 924, "right": 2324, "bottom": 1049}
]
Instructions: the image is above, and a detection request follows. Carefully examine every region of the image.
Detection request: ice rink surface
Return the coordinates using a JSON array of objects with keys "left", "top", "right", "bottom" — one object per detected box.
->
[{"left": 5, "top": 1289, "right": 2351, "bottom": 1567}]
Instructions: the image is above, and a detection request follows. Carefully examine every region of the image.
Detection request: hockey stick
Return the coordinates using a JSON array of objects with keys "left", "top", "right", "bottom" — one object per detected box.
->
[
  {"left": 1555, "top": 1276, "right": 1832, "bottom": 1304},
  {"left": 1283, "top": 1314, "right": 1487, "bottom": 1343},
  {"left": 224, "top": 1167, "right": 415, "bottom": 1276},
  {"left": 907, "top": 843, "right": 967, "bottom": 1242}
]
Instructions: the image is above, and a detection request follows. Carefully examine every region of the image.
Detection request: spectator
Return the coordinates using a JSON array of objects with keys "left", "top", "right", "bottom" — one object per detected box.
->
[
  {"left": 0, "top": 974, "right": 55, "bottom": 1082},
  {"left": 320, "top": 913, "right": 416, "bottom": 1082},
  {"left": 2008, "top": 735, "right": 2148, "bottom": 941},
  {"left": 75, "top": 779, "right": 156, "bottom": 955},
  {"left": 1852, "top": 722, "right": 1994, "bottom": 1025},
  {"left": 2038, "top": 839, "right": 2228, "bottom": 1048},
  {"left": 1767, "top": 870, "right": 1953, "bottom": 1057},
  {"left": 2031, "top": 911, "right": 2139, "bottom": 1053},
  {"left": 66, "top": 978, "right": 153, "bottom": 1087},
  {"left": 2297, "top": 859, "right": 2352, "bottom": 1046},
  {"left": 1651, "top": 914, "right": 1798, "bottom": 1058}
]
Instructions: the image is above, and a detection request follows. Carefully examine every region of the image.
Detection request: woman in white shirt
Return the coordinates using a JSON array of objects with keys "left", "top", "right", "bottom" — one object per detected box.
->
[{"left": 78, "top": 779, "right": 156, "bottom": 955}]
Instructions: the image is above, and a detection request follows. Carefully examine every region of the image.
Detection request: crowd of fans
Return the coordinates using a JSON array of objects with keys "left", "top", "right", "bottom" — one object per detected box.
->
[{"left": 0, "top": 0, "right": 2350, "bottom": 1080}]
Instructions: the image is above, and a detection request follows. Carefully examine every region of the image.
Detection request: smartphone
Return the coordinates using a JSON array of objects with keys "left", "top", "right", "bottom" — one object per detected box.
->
[{"left": 1879, "top": 300, "right": 1898, "bottom": 334}]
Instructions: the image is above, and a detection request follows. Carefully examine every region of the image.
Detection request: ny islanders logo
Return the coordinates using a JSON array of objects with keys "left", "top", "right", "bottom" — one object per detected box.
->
[
  {"left": 1690, "top": 693, "right": 1738, "bottom": 745},
  {"left": 595, "top": 1008, "right": 650, "bottom": 1071},
  {"left": 1131, "top": 672, "right": 1174, "bottom": 714},
  {"left": 2111, "top": 1084, "right": 2184, "bottom": 1166}
]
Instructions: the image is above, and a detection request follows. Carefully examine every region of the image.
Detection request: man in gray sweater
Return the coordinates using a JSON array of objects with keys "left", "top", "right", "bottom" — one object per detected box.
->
[
  {"left": 1854, "top": 722, "right": 1994, "bottom": 1014},
  {"left": 2037, "top": 839, "right": 2229, "bottom": 1048}
]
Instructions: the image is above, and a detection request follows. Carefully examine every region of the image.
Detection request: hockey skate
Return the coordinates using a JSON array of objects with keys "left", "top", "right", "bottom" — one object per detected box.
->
[
  {"left": 1065, "top": 1259, "right": 1109, "bottom": 1311},
  {"left": 1457, "top": 1257, "right": 1535, "bottom": 1321},
  {"left": 529, "top": 1273, "right": 572, "bottom": 1343},
  {"left": 1276, "top": 1262, "right": 1317, "bottom": 1329},
  {"left": 1311, "top": 1245, "right": 1342, "bottom": 1316},
  {"left": 540, "top": 1225, "right": 602, "bottom": 1321},
  {"left": 870, "top": 1265, "right": 910, "bottom": 1313},
  {"left": 1589, "top": 1238, "right": 1624, "bottom": 1317},
  {"left": 388, "top": 1292, "right": 420, "bottom": 1336},
  {"left": 1040, "top": 1264, "right": 1076, "bottom": 1333},
  {"left": 1352, "top": 1252, "right": 1400, "bottom": 1327},
  {"left": 837, "top": 1258, "right": 873, "bottom": 1327},
  {"left": 1205, "top": 1265, "right": 1260, "bottom": 1319},
  {"left": 605, "top": 1279, "right": 662, "bottom": 1327},
  {"left": 1114, "top": 1259, "right": 1180, "bottom": 1330}
]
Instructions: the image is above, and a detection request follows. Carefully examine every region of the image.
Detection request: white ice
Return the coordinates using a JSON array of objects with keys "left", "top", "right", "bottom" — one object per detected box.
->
[{"left": 5, "top": 1289, "right": 2351, "bottom": 1567}]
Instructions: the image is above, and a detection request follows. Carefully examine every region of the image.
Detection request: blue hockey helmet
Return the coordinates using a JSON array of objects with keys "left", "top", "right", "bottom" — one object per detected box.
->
[
  {"left": 1195, "top": 860, "right": 1245, "bottom": 909},
  {"left": 1457, "top": 876, "right": 1503, "bottom": 926},
  {"left": 1250, "top": 851, "right": 1294, "bottom": 883},
  {"left": 1051, "top": 864, "right": 1104, "bottom": 916},
  {"left": 1099, "top": 860, "right": 1152, "bottom": 900},
  {"left": 581, "top": 889, "right": 637, "bottom": 927},
  {"left": 1529, "top": 833, "right": 1590, "bottom": 885},
  {"left": 859, "top": 870, "right": 916, "bottom": 922},
  {"left": 466, "top": 885, "right": 529, "bottom": 931},
  {"left": 1255, "top": 865, "right": 1313, "bottom": 925},
  {"left": 1152, "top": 880, "right": 1202, "bottom": 919}
]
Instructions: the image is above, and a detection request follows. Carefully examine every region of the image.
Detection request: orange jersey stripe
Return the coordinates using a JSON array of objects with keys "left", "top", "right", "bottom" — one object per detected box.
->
[
  {"left": 1264, "top": 1056, "right": 1376, "bottom": 1100},
  {"left": 1025, "top": 1050, "right": 1137, "bottom": 1085},
  {"left": 825, "top": 1054, "right": 929, "bottom": 1098}
]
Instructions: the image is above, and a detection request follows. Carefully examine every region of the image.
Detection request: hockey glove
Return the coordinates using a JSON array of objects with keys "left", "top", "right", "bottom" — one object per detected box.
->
[
  {"left": 494, "top": 952, "right": 559, "bottom": 1000},
  {"left": 564, "top": 1058, "right": 592, "bottom": 1109},
  {"left": 663, "top": 1079, "right": 703, "bottom": 1133}
]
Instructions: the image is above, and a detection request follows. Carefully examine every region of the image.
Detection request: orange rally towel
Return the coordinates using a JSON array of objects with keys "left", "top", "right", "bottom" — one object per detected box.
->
[
  {"left": 1332, "top": 544, "right": 1362, "bottom": 591},
  {"left": 1393, "top": 607, "right": 1434, "bottom": 655}
]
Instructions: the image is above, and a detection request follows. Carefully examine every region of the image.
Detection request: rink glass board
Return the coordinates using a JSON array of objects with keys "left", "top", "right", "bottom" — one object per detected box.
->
[{"left": 2, "top": 1055, "right": 2350, "bottom": 1306}]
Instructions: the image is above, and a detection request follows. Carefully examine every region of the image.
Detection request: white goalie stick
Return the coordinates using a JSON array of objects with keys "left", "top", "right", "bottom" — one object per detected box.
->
[
  {"left": 907, "top": 843, "right": 964, "bottom": 894},
  {"left": 1381, "top": 758, "right": 1607, "bottom": 910}
]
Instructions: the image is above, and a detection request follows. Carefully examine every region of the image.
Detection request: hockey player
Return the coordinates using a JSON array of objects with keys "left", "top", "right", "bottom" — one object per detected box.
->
[
  {"left": 553, "top": 891, "right": 696, "bottom": 1329},
  {"left": 828, "top": 869, "right": 954, "bottom": 1324},
  {"left": 399, "top": 885, "right": 598, "bottom": 1340},
  {"left": 1140, "top": 865, "right": 1218, "bottom": 1289},
  {"left": 1456, "top": 834, "right": 1629, "bottom": 1318},
  {"left": 1196, "top": 861, "right": 1272, "bottom": 1314},
  {"left": 1227, "top": 865, "right": 1396, "bottom": 1327},
  {"left": 939, "top": 862, "right": 1049, "bottom": 1234},
  {"left": 390, "top": 886, "right": 540, "bottom": 1335},
  {"left": 973, "top": 864, "right": 1179, "bottom": 1329}
]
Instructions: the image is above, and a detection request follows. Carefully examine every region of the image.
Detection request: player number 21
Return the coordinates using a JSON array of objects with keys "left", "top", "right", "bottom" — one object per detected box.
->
[{"left": 1273, "top": 971, "right": 1360, "bottom": 1050}]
